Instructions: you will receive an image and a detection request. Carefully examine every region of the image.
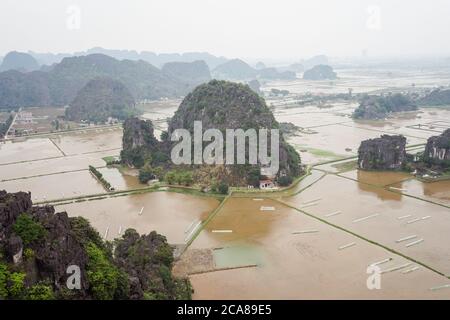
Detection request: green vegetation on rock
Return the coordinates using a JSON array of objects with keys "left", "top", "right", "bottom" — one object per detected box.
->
[
  {"left": 0, "top": 190, "right": 192, "bottom": 300},
  {"left": 66, "top": 77, "right": 137, "bottom": 123},
  {"left": 13, "top": 213, "right": 46, "bottom": 246},
  {"left": 353, "top": 93, "right": 417, "bottom": 120}
]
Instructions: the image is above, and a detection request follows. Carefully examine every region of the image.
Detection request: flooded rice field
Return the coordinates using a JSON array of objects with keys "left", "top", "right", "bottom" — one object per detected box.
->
[
  {"left": 189, "top": 198, "right": 449, "bottom": 299},
  {"left": 59, "top": 192, "right": 219, "bottom": 244},
  {"left": 0, "top": 68, "right": 449, "bottom": 299}
]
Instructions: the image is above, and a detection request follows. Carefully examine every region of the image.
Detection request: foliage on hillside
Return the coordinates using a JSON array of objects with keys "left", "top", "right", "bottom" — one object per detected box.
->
[
  {"left": 353, "top": 93, "right": 417, "bottom": 120},
  {"left": 0, "top": 191, "right": 191, "bottom": 300},
  {"left": 0, "top": 54, "right": 197, "bottom": 108},
  {"left": 66, "top": 77, "right": 137, "bottom": 123}
]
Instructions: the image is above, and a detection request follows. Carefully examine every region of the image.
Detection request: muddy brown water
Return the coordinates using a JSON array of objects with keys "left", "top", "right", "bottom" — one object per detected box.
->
[
  {"left": 60, "top": 192, "right": 219, "bottom": 244},
  {"left": 0, "top": 75, "right": 449, "bottom": 299},
  {"left": 189, "top": 198, "right": 450, "bottom": 299}
]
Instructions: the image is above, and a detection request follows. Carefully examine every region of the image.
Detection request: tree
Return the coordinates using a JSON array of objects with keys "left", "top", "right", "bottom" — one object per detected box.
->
[
  {"left": 165, "top": 171, "right": 177, "bottom": 185},
  {"left": 218, "top": 182, "right": 229, "bottom": 195},
  {"left": 278, "top": 175, "right": 293, "bottom": 186},
  {"left": 139, "top": 166, "right": 155, "bottom": 184},
  {"left": 8, "top": 272, "right": 26, "bottom": 299},
  {"left": 13, "top": 213, "right": 46, "bottom": 245},
  {"left": 247, "top": 167, "right": 261, "bottom": 187},
  {"left": 27, "top": 283, "right": 55, "bottom": 300},
  {"left": 179, "top": 171, "right": 194, "bottom": 186},
  {"left": 0, "top": 264, "right": 9, "bottom": 299},
  {"left": 85, "top": 242, "right": 121, "bottom": 300}
]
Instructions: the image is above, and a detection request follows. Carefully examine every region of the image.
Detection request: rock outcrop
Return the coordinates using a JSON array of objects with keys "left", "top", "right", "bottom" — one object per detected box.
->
[
  {"left": 424, "top": 129, "right": 450, "bottom": 165},
  {"left": 120, "top": 117, "right": 165, "bottom": 168},
  {"left": 0, "top": 190, "right": 191, "bottom": 300},
  {"left": 66, "top": 77, "right": 136, "bottom": 123},
  {"left": 114, "top": 229, "right": 191, "bottom": 300},
  {"left": 353, "top": 93, "right": 417, "bottom": 120},
  {"left": 168, "top": 80, "right": 302, "bottom": 183},
  {"left": 418, "top": 89, "right": 450, "bottom": 106},
  {"left": 247, "top": 79, "right": 261, "bottom": 95},
  {"left": 303, "top": 64, "right": 337, "bottom": 80},
  {"left": 0, "top": 51, "right": 40, "bottom": 72},
  {"left": 0, "top": 190, "right": 89, "bottom": 298},
  {"left": 212, "top": 59, "right": 257, "bottom": 80},
  {"left": 358, "top": 135, "right": 407, "bottom": 170}
]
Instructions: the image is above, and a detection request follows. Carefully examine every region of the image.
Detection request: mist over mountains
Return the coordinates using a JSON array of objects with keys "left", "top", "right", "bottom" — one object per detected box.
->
[
  {"left": 23, "top": 47, "right": 228, "bottom": 70},
  {"left": 0, "top": 47, "right": 339, "bottom": 109}
]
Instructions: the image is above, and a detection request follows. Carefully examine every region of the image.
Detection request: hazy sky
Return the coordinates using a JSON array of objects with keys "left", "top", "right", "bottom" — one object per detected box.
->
[{"left": 1, "top": 0, "right": 450, "bottom": 60}]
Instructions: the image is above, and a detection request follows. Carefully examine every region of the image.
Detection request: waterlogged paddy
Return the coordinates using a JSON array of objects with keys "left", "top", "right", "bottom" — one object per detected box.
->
[
  {"left": 97, "top": 167, "right": 142, "bottom": 191},
  {"left": 0, "top": 68, "right": 449, "bottom": 299},
  {"left": 49, "top": 127, "right": 122, "bottom": 155},
  {"left": 0, "top": 138, "right": 63, "bottom": 164},
  {"left": 0, "top": 170, "right": 106, "bottom": 201},
  {"left": 60, "top": 192, "right": 219, "bottom": 244},
  {"left": 289, "top": 123, "right": 425, "bottom": 165},
  {"left": 390, "top": 179, "right": 450, "bottom": 207},
  {"left": 283, "top": 174, "right": 450, "bottom": 276},
  {"left": 189, "top": 198, "right": 449, "bottom": 299}
]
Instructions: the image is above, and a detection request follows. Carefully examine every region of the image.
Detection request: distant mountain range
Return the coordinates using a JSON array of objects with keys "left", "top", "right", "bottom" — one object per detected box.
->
[
  {"left": 0, "top": 53, "right": 212, "bottom": 108},
  {"left": 212, "top": 59, "right": 296, "bottom": 81},
  {"left": 0, "top": 48, "right": 331, "bottom": 109},
  {"left": 22, "top": 47, "right": 228, "bottom": 70}
]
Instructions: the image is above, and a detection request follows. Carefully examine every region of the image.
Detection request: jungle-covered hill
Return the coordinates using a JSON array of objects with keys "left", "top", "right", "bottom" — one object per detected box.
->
[
  {"left": 65, "top": 77, "right": 137, "bottom": 123},
  {"left": 303, "top": 64, "right": 337, "bottom": 80},
  {"left": 0, "top": 54, "right": 210, "bottom": 109},
  {"left": 418, "top": 88, "right": 450, "bottom": 106},
  {"left": 167, "top": 82, "right": 300, "bottom": 178},
  {"left": 352, "top": 93, "right": 417, "bottom": 120},
  {"left": 0, "top": 51, "right": 40, "bottom": 73},
  {"left": 0, "top": 190, "right": 191, "bottom": 300},
  {"left": 121, "top": 80, "right": 301, "bottom": 188}
]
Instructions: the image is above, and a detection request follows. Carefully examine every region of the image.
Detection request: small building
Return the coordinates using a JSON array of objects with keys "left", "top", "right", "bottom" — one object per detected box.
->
[{"left": 259, "top": 180, "right": 275, "bottom": 189}]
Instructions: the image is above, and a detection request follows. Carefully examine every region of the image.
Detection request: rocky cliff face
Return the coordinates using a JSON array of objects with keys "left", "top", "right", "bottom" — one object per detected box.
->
[
  {"left": 0, "top": 190, "right": 191, "bottom": 300},
  {"left": 0, "top": 190, "right": 89, "bottom": 298},
  {"left": 121, "top": 117, "right": 165, "bottom": 168},
  {"left": 114, "top": 229, "right": 191, "bottom": 300},
  {"left": 358, "top": 135, "right": 406, "bottom": 170},
  {"left": 66, "top": 77, "right": 136, "bottom": 123},
  {"left": 168, "top": 80, "right": 302, "bottom": 182},
  {"left": 424, "top": 129, "right": 450, "bottom": 165}
]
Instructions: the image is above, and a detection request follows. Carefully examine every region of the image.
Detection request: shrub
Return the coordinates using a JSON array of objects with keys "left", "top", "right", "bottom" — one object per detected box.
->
[
  {"left": 23, "top": 248, "right": 35, "bottom": 260},
  {"left": 70, "top": 217, "right": 105, "bottom": 249},
  {"left": 139, "top": 167, "right": 155, "bottom": 184},
  {"left": 13, "top": 213, "right": 46, "bottom": 245},
  {"left": 164, "top": 171, "right": 177, "bottom": 185},
  {"left": 0, "top": 264, "right": 9, "bottom": 299},
  {"left": 8, "top": 272, "right": 26, "bottom": 299},
  {"left": 27, "top": 283, "right": 55, "bottom": 300},
  {"left": 86, "top": 242, "right": 120, "bottom": 300},
  {"left": 217, "top": 182, "right": 229, "bottom": 195},
  {"left": 179, "top": 171, "right": 193, "bottom": 186},
  {"left": 278, "top": 175, "right": 293, "bottom": 186}
]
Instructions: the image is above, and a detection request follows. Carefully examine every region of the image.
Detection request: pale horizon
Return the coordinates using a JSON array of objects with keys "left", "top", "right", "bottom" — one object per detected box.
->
[{"left": 2, "top": 0, "right": 450, "bottom": 62}]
